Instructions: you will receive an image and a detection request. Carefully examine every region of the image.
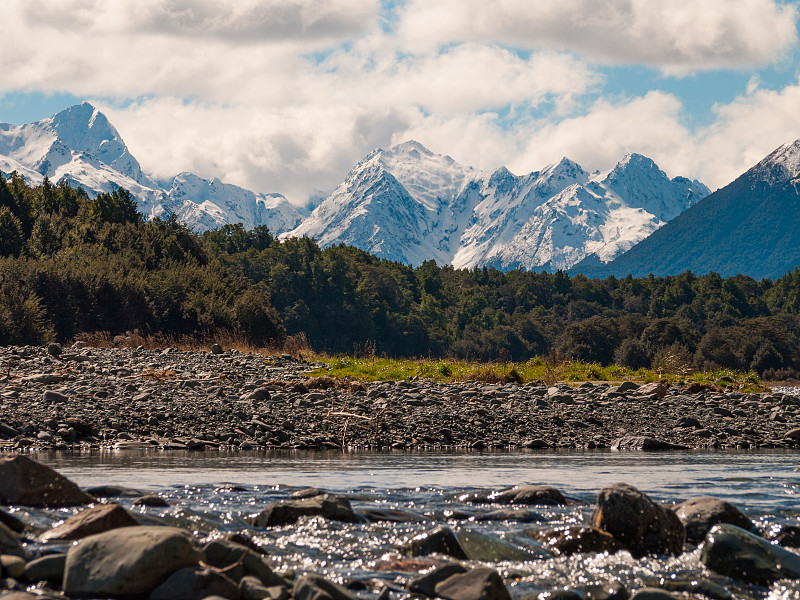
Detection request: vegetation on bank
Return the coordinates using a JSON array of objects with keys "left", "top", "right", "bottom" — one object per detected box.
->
[{"left": 0, "top": 174, "right": 799, "bottom": 383}]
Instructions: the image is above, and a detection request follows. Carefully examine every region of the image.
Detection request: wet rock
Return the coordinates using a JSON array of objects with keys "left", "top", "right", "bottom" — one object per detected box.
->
[
  {"left": 148, "top": 566, "right": 240, "bottom": 600},
  {"left": 459, "top": 528, "right": 550, "bottom": 561},
  {"left": 762, "top": 522, "right": 800, "bottom": 547},
  {"left": 359, "top": 508, "right": 431, "bottom": 523},
  {"left": 23, "top": 553, "right": 67, "bottom": 584},
  {"left": 531, "top": 526, "right": 623, "bottom": 556},
  {"left": 290, "top": 488, "right": 325, "bottom": 499},
  {"left": 629, "top": 589, "right": 678, "bottom": 600},
  {"left": 701, "top": 523, "right": 800, "bottom": 585},
  {"left": 407, "top": 563, "right": 469, "bottom": 597},
  {"left": 404, "top": 527, "right": 469, "bottom": 559},
  {"left": 239, "top": 575, "right": 289, "bottom": 600},
  {"left": 63, "top": 526, "right": 203, "bottom": 598},
  {"left": 592, "top": 483, "right": 684, "bottom": 558},
  {"left": 294, "top": 573, "right": 357, "bottom": 600},
  {"left": 0, "top": 510, "right": 25, "bottom": 534},
  {"left": 490, "top": 485, "right": 567, "bottom": 506},
  {"left": 0, "top": 521, "right": 25, "bottom": 559},
  {"left": 203, "top": 539, "right": 286, "bottom": 587},
  {"left": 250, "top": 494, "right": 362, "bottom": 527},
  {"left": 471, "top": 509, "right": 545, "bottom": 523},
  {"left": 673, "top": 496, "right": 753, "bottom": 544},
  {"left": 611, "top": 437, "right": 688, "bottom": 451},
  {"left": 0, "top": 455, "right": 94, "bottom": 507},
  {"left": 1, "top": 555, "right": 25, "bottom": 578},
  {"left": 40, "top": 502, "right": 138, "bottom": 542},
  {"left": 434, "top": 567, "right": 511, "bottom": 600},
  {"left": 133, "top": 494, "right": 170, "bottom": 507}
]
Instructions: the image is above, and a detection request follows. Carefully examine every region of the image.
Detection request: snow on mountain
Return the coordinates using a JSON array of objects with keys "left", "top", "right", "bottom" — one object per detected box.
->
[
  {"left": 287, "top": 142, "right": 709, "bottom": 270},
  {"left": 749, "top": 139, "right": 800, "bottom": 185},
  {"left": 0, "top": 103, "right": 300, "bottom": 233}
]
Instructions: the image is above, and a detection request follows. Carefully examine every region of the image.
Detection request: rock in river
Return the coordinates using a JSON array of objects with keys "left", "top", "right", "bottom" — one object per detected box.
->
[
  {"left": 592, "top": 483, "right": 684, "bottom": 558},
  {"left": 63, "top": 526, "right": 202, "bottom": 598},
  {"left": 40, "top": 502, "right": 138, "bottom": 542},
  {"left": 0, "top": 455, "right": 94, "bottom": 507},
  {"left": 701, "top": 523, "right": 800, "bottom": 585},
  {"left": 434, "top": 567, "right": 511, "bottom": 600},
  {"left": 250, "top": 493, "right": 362, "bottom": 527},
  {"left": 673, "top": 496, "right": 753, "bottom": 544}
]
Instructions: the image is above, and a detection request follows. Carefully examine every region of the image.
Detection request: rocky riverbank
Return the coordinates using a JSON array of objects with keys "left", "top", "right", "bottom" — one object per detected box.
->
[
  {"left": 1, "top": 454, "right": 800, "bottom": 599},
  {"left": 1, "top": 344, "right": 800, "bottom": 451}
]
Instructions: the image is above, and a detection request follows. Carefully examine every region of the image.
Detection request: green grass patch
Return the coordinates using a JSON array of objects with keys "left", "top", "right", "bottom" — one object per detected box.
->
[{"left": 309, "top": 356, "right": 767, "bottom": 391}]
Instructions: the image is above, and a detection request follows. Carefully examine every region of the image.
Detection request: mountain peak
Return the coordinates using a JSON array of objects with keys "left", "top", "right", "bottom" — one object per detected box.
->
[
  {"left": 384, "top": 140, "right": 434, "bottom": 159},
  {"left": 754, "top": 139, "right": 800, "bottom": 183}
]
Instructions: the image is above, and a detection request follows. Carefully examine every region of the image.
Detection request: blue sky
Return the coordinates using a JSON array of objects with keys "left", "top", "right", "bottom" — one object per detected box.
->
[{"left": 1, "top": 0, "right": 799, "bottom": 201}]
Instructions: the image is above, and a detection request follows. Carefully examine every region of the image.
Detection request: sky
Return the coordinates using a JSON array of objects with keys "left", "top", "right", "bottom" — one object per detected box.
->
[{"left": 1, "top": 0, "right": 800, "bottom": 204}]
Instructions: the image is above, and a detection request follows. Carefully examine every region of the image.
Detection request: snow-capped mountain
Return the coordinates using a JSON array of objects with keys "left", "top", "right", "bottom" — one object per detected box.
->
[
  {"left": 286, "top": 142, "right": 709, "bottom": 270},
  {"left": 575, "top": 138, "right": 800, "bottom": 279},
  {"left": 0, "top": 103, "right": 303, "bottom": 233}
]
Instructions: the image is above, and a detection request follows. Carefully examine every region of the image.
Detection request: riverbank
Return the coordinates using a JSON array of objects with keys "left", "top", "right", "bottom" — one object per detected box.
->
[{"left": 1, "top": 345, "right": 799, "bottom": 452}]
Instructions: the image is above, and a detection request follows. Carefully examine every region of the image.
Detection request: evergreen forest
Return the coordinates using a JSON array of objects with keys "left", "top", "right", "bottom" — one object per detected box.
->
[{"left": 2, "top": 174, "right": 800, "bottom": 378}]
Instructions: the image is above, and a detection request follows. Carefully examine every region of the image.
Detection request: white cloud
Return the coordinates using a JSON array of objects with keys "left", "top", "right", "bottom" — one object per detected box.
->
[{"left": 396, "top": 0, "right": 798, "bottom": 72}]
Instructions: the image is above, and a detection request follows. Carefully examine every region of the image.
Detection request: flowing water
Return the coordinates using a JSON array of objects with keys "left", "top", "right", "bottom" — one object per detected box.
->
[{"left": 19, "top": 450, "right": 800, "bottom": 599}]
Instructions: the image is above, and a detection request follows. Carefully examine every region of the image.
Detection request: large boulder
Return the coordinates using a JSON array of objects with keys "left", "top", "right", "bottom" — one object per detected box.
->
[
  {"left": 148, "top": 566, "right": 240, "bottom": 600},
  {"left": 63, "top": 526, "right": 202, "bottom": 598},
  {"left": 250, "top": 494, "right": 362, "bottom": 527},
  {"left": 434, "top": 567, "right": 511, "bottom": 600},
  {"left": 293, "top": 573, "right": 357, "bottom": 600},
  {"left": 41, "top": 502, "right": 138, "bottom": 542},
  {"left": 0, "top": 455, "right": 94, "bottom": 507},
  {"left": 592, "top": 483, "right": 684, "bottom": 558},
  {"left": 701, "top": 523, "right": 800, "bottom": 585},
  {"left": 673, "top": 496, "right": 753, "bottom": 544},
  {"left": 489, "top": 486, "right": 568, "bottom": 506}
]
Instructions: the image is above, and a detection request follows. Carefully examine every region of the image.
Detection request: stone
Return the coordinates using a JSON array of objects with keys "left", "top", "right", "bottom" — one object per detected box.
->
[
  {"left": 148, "top": 566, "right": 240, "bottom": 600},
  {"left": 701, "top": 523, "right": 800, "bottom": 585},
  {"left": 637, "top": 382, "right": 667, "bottom": 398},
  {"left": 0, "top": 509, "right": 25, "bottom": 533},
  {"left": 239, "top": 575, "right": 289, "bottom": 600},
  {"left": 407, "top": 564, "right": 469, "bottom": 597},
  {"left": 250, "top": 494, "right": 362, "bottom": 527},
  {"left": 46, "top": 343, "right": 62, "bottom": 357},
  {"left": 611, "top": 436, "right": 688, "bottom": 451},
  {"left": 629, "top": 589, "right": 678, "bottom": 600},
  {"left": 592, "top": 483, "right": 684, "bottom": 558},
  {"left": 211, "top": 344, "right": 224, "bottom": 355},
  {"left": 42, "top": 390, "right": 68, "bottom": 403},
  {"left": 359, "top": 508, "right": 430, "bottom": 523},
  {"left": 86, "top": 485, "right": 144, "bottom": 498},
  {"left": 762, "top": 522, "right": 800, "bottom": 547},
  {"left": 63, "top": 526, "right": 202, "bottom": 598},
  {"left": 0, "top": 521, "right": 26, "bottom": 558},
  {"left": 673, "top": 496, "right": 753, "bottom": 544},
  {"left": 23, "top": 553, "right": 67, "bottom": 583},
  {"left": 293, "top": 573, "right": 357, "bottom": 600},
  {"left": 202, "top": 539, "right": 286, "bottom": 587},
  {"left": 457, "top": 529, "right": 549, "bottom": 561},
  {"left": 0, "top": 555, "right": 26, "bottom": 578},
  {"left": 531, "top": 526, "right": 623, "bottom": 556},
  {"left": 40, "top": 502, "right": 138, "bottom": 542},
  {"left": 490, "top": 485, "right": 567, "bottom": 505},
  {"left": 471, "top": 509, "right": 545, "bottom": 523},
  {"left": 0, "top": 455, "right": 94, "bottom": 507},
  {"left": 133, "top": 494, "right": 170, "bottom": 507},
  {"left": 403, "top": 527, "right": 469, "bottom": 559},
  {"left": 434, "top": 567, "right": 511, "bottom": 600},
  {"left": 786, "top": 428, "right": 800, "bottom": 441},
  {"left": 615, "top": 381, "right": 640, "bottom": 393}
]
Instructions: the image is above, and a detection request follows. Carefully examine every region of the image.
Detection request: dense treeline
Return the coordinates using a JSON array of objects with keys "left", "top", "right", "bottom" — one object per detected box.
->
[{"left": 2, "top": 174, "right": 800, "bottom": 376}]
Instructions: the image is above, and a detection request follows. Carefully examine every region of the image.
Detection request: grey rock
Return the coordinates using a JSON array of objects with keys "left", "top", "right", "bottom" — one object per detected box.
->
[
  {"left": 611, "top": 436, "right": 688, "bottom": 451},
  {"left": 673, "top": 496, "right": 753, "bottom": 544},
  {"left": 239, "top": 575, "right": 288, "bottom": 600},
  {"left": 148, "top": 566, "right": 240, "bottom": 600},
  {"left": 629, "top": 589, "right": 678, "bottom": 600},
  {"left": 40, "top": 502, "right": 138, "bottom": 541},
  {"left": 0, "top": 454, "right": 94, "bottom": 507},
  {"left": 63, "top": 526, "right": 202, "bottom": 598},
  {"left": 434, "top": 567, "right": 511, "bottom": 600},
  {"left": 250, "top": 494, "right": 362, "bottom": 527},
  {"left": 404, "top": 527, "right": 468, "bottom": 559},
  {"left": 407, "top": 564, "right": 469, "bottom": 597},
  {"left": 701, "top": 523, "right": 800, "bottom": 585},
  {"left": 203, "top": 539, "right": 286, "bottom": 587},
  {"left": 293, "top": 574, "right": 357, "bottom": 600},
  {"left": 490, "top": 485, "right": 567, "bottom": 505},
  {"left": 23, "top": 553, "right": 67, "bottom": 583},
  {"left": 592, "top": 483, "right": 684, "bottom": 558}
]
